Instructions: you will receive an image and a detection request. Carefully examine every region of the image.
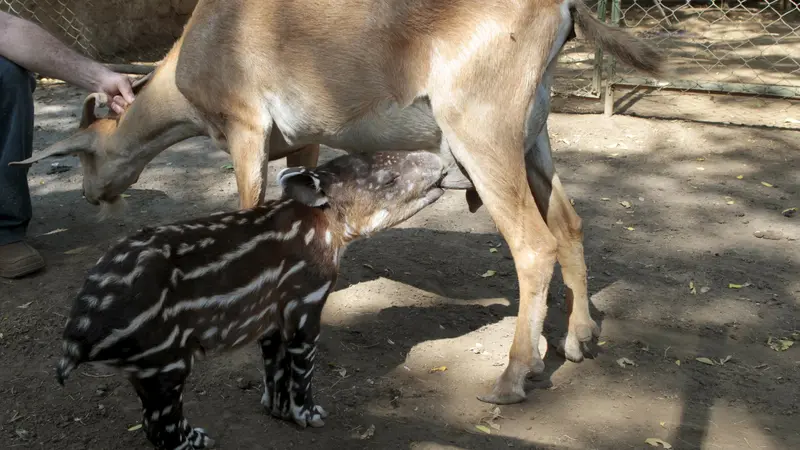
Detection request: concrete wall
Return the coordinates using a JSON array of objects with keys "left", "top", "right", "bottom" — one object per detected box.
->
[{"left": 1, "top": 0, "right": 199, "bottom": 62}]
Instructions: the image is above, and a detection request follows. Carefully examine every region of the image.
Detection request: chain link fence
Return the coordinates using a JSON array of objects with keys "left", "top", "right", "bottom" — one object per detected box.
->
[
  {"left": 3, "top": 0, "right": 799, "bottom": 119},
  {"left": 0, "top": 0, "right": 194, "bottom": 69},
  {"left": 602, "top": 0, "right": 800, "bottom": 114}
]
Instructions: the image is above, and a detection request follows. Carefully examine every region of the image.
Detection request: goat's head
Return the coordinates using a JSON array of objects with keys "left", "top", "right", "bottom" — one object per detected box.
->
[
  {"left": 278, "top": 151, "right": 445, "bottom": 239},
  {"left": 9, "top": 73, "right": 153, "bottom": 210}
]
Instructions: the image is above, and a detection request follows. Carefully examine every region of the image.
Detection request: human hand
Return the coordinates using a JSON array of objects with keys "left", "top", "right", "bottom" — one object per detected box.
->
[{"left": 94, "top": 71, "right": 135, "bottom": 114}]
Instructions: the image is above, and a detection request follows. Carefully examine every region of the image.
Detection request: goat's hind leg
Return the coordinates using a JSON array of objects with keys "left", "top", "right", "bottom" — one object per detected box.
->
[
  {"left": 524, "top": 63, "right": 599, "bottom": 363},
  {"left": 526, "top": 129, "right": 599, "bottom": 362},
  {"left": 130, "top": 357, "right": 212, "bottom": 450}
]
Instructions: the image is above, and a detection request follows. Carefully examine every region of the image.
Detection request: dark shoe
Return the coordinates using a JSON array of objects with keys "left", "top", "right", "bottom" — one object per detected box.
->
[{"left": 0, "top": 241, "right": 45, "bottom": 278}]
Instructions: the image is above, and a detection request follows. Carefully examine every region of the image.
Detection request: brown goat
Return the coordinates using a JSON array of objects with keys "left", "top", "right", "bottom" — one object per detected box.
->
[{"left": 16, "top": 0, "right": 663, "bottom": 405}]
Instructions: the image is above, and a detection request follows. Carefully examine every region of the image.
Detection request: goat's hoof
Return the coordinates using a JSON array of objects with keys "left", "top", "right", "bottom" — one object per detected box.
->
[
  {"left": 477, "top": 390, "right": 526, "bottom": 405},
  {"left": 558, "top": 321, "right": 600, "bottom": 363}
]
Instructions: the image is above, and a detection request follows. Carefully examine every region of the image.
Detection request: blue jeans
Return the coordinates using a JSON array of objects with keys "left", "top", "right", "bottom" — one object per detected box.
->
[{"left": 0, "top": 57, "right": 36, "bottom": 246}]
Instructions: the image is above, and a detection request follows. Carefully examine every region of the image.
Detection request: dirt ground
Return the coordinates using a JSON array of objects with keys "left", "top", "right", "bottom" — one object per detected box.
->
[{"left": 1, "top": 82, "right": 798, "bottom": 450}]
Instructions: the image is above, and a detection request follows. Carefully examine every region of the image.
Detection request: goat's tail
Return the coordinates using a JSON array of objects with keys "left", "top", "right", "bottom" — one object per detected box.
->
[
  {"left": 55, "top": 339, "right": 86, "bottom": 386},
  {"left": 570, "top": 0, "right": 664, "bottom": 77}
]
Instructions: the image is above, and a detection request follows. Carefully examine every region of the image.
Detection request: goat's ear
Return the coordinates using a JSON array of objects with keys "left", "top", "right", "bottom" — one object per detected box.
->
[
  {"left": 80, "top": 93, "right": 108, "bottom": 129},
  {"left": 277, "top": 167, "right": 329, "bottom": 207},
  {"left": 132, "top": 70, "right": 154, "bottom": 95},
  {"left": 8, "top": 131, "right": 95, "bottom": 166}
]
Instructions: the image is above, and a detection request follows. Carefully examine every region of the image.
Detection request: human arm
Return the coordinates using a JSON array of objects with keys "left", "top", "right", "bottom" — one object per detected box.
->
[{"left": 0, "top": 11, "right": 134, "bottom": 113}]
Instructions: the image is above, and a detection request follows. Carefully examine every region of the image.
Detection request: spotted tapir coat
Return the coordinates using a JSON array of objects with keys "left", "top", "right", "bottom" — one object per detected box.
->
[{"left": 55, "top": 151, "right": 445, "bottom": 450}]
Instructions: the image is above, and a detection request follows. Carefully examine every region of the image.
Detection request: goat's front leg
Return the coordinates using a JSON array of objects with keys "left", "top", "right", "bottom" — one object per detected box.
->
[{"left": 227, "top": 121, "right": 271, "bottom": 209}]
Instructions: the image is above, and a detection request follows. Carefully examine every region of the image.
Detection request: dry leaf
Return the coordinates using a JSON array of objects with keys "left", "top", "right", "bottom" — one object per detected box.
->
[
  {"left": 429, "top": 366, "right": 447, "bottom": 373},
  {"left": 696, "top": 157, "right": 706, "bottom": 161},
  {"left": 625, "top": 227, "right": 635, "bottom": 231},
  {"left": 767, "top": 337, "right": 794, "bottom": 352},
  {"left": 601, "top": 197, "right": 611, "bottom": 201},
  {"left": 616, "top": 357, "right": 636, "bottom": 368},
  {"left": 481, "top": 270, "right": 496, "bottom": 278},
  {"left": 17, "top": 302, "right": 33, "bottom": 309},
  {"left": 489, "top": 422, "right": 501, "bottom": 430},
  {"left": 362, "top": 263, "right": 374, "bottom": 270},
  {"left": 695, "top": 357, "right": 716, "bottom": 366},
  {"left": 597, "top": 341, "right": 607, "bottom": 346},
  {"left": 489, "top": 248, "right": 498, "bottom": 254},
  {"left": 387, "top": 338, "right": 395, "bottom": 345},
  {"left": 689, "top": 281, "right": 696, "bottom": 295},
  {"left": 127, "top": 424, "right": 142, "bottom": 432},
  {"left": 570, "top": 198, "right": 575, "bottom": 206},
  {"left": 660, "top": 421, "right": 667, "bottom": 428},
  {"left": 619, "top": 201, "right": 632, "bottom": 208},
  {"left": 726, "top": 200, "right": 735, "bottom": 205},
  {"left": 337, "top": 367, "right": 347, "bottom": 378},
  {"left": 221, "top": 163, "right": 234, "bottom": 171},
  {"left": 782, "top": 207, "right": 797, "bottom": 218},
  {"left": 645, "top": 437, "right": 673, "bottom": 448},
  {"left": 719, "top": 355, "right": 732, "bottom": 365},
  {"left": 120, "top": 194, "right": 131, "bottom": 198},
  {"left": 728, "top": 282, "right": 750, "bottom": 289},
  {"left": 761, "top": 181, "right": 774, "bottom": 188},
  {"left": 736, "top": 175, "right": 744, "bottom": 179},
  {"left": 674, "top": 360, "right": 681, "bottom": 366},
  {"left": 784, "top": 117, "right": 800, "bottom": 124},
  {"left": 64, "top": 246, "right": 90, "bottom": 255},
  {"left": 696, "top": 167, "right": 705, "bottom": 171},
  {"left": 40, "top": 228, "right": 67, "bottom": 236},
  {"left": 700, "top": 286, "right": 711, "bottom": 294},
  {"left": 475, "top": 425, "right": 491, "bottom": 434},
  {"left": 359, "top": 424, "right": 375, "bottom": 440}
]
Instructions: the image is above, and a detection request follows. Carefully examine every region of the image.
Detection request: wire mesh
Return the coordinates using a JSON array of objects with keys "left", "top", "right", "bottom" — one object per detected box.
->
[
  {"left": 608, "top": 0, "right": 800, "bottom": 99},
  {"left": 0, "top": 0, "right": 193, "bottom": 64}
]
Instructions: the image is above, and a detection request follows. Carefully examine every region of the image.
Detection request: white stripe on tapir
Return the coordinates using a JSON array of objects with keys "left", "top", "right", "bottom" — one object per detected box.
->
[
  {"left": 88, "top": 266, "right": 145, "bottom": 287},
  {"left": 128, "top": 325, "right": 180, "bottom": 361},
  {"left": 238, "top": 303, "right": 277, "bottom": 330},
  {"left": 90, "top": 288, "right": 169, "bottom": 358},
  {"left": 302, "top": 281, "right": 332, "bottom": 304},
  {"left": 182, "top": 221, "right": 301, "bottom": 280},
  {"left": 162, "top": 261, "right": 286, "bottom": 320},
  {"left": 277, "top": 260, "right": 306, "bottom": 288}
]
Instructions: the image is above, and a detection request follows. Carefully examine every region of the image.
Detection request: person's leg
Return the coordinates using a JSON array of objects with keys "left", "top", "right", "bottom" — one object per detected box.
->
[{"left": 0, "top": 56, "right": 44, "bottom": 278}]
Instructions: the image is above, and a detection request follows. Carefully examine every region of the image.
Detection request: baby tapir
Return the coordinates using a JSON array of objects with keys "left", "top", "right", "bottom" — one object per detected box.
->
[{"left": 56, "top": 150, "right": 446, "bottom": 450}]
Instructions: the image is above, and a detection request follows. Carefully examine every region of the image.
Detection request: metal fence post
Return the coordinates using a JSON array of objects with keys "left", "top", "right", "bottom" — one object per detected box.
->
[
  {"left": 591, "top": 0, "right": 608, "bottom": 96},
  {"left": 603, "top": 0, "right": 621, "bottom": 116}
]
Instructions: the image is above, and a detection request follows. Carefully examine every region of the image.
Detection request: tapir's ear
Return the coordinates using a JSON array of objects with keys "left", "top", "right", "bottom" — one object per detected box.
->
[{"left": 277, "top": 167, "right": 329, "bottom": 207}]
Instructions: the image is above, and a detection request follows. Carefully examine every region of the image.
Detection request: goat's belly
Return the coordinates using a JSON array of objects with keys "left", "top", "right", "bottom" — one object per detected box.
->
[{"left": 269, "top": 97, "right": 442, "bottom": 153}]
